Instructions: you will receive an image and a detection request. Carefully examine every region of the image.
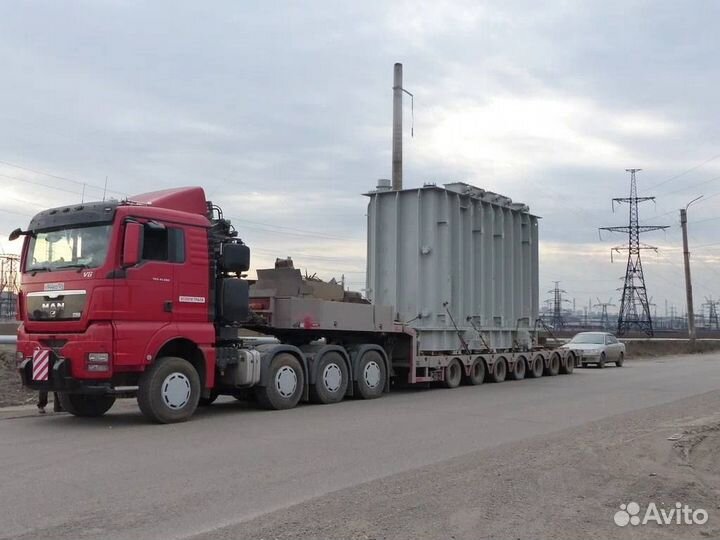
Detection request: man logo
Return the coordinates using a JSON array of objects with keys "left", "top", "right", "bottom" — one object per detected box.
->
[{"left": 41, "top": 301, "right": 65, "bottom": 318}]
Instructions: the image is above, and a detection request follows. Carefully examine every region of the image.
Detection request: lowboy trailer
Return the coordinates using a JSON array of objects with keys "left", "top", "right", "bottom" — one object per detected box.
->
[{"left": 11, "top": 181, "right": 577, "bottom": 423}]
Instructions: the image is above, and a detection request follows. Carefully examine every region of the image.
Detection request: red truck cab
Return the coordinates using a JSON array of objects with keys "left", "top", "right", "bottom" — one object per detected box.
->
[{"left": 14, "top": 187, "right": 247, "bottom": 422}]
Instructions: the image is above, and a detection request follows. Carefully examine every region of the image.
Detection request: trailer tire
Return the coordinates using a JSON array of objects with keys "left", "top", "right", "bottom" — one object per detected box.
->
[
  {"left": 137, "top": 356, "right": 201, "bottom": 424},
  {"left": 509, "top": 357, "right": 526, "bottom": 381},
  {"left": 466, "top": 358, "right": 486, "bottom": 386},
  {"left": 354, "top": 350, "right": 386, "bottom": 399},
  {"left": 560, "top": 353, "right": 575, "bottom": 374},
  {"left": 442, "top": 358, "right": 463, "bottom": 389},
  {"left": 528, "top": 356, "right": 544, "bottom": 378},
  {"left": 488, "top": 357, "right": 507, "bottom": 383},
  {"left": 59, "top": 393, "right": 115, "bottom": 417},
  {"left": 256, "top": 353, "right": 305, "bottom": 410},
  {"left": 311, "top": 352, "right": 349, "bottom": 404},
  {"left": 544, "top": 353, "right": 560, "bottom": 376}
]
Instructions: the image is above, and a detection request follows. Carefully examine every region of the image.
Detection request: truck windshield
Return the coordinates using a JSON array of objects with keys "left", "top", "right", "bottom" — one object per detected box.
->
[
  {"left": 25, "top": 225, "right": 112, "bottom": 272},
  {"left": 570, "top": 334, "right": 605, "bottom": 344}
]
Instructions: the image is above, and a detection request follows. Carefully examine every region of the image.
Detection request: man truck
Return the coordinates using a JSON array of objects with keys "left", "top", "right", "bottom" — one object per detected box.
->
[{"left": 11, "top": 181, "right": 576, "bottom": 423}]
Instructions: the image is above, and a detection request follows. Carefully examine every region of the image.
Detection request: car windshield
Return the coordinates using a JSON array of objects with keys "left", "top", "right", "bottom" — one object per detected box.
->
[
  {"left": 570, "top": 334, "right": 605, "bottom": 344},
  {"left": 24, "top": 225, "right": 112, "bottom": 272}
]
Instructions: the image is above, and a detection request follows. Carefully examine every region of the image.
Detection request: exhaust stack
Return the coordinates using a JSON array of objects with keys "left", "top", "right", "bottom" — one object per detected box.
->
[{"left": 391, "top": 63, "right": 403, "bottom": 191}]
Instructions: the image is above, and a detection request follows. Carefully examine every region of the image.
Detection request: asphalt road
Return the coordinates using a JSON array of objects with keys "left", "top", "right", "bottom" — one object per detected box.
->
[{"left": 1, "top": 354, "right": 720, "bottom": 540}]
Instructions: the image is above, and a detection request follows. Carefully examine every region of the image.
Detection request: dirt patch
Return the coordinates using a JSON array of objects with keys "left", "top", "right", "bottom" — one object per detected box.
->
[
  {"left": 194, "top": 391, "right": 720, "bottom": 540},
  {"left": 0, "top": 344, "right": 35, "bottom": 407},
  {"left": 627, "top": 339, "right": 720, "bottom": 358}
]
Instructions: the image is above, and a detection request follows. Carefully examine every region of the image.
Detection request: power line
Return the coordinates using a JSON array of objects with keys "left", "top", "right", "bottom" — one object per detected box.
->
[
  {"left": 647, "top": 153, "right": 720, "bottom": 192},
  {"left": 0, "top": 159, "right": 127, "bottom": 198}
]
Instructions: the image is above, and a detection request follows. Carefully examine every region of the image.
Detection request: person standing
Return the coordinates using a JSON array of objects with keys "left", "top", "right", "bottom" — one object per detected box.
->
[{"left": 37, "top": 391, "right": 62, "bottom": 413}]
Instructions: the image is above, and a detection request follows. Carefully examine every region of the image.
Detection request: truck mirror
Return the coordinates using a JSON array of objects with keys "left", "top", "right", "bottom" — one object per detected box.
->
[
  {"left": 122, "top": 222, "right": 143, "bottom": 267},
  {"left": 8, "top": 228, "right": 22, "bottom": 241}
]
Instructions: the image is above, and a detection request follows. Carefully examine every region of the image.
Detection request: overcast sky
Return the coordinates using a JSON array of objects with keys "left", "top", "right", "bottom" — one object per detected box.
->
[{"left": 1, "top": 0, "right": 719, "bottom": 317}]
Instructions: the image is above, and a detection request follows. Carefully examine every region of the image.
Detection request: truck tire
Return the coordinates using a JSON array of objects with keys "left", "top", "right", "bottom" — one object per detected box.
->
[
  {"left": 544, "top": 353, "right": 560, "bottom": 376},
  {"left": 560, "top": 352, "right": 575, "bottom": 374},
  {"left": 616, "top": 352, "right": 624, "bottom": 367},
  {"left": 311, "top": 352, "right": 349, "bottom": 404},
  {"left": 488, "top": 357, "right": 507, "bottom": 383},
  {"left": 255, "top": 353, "right": 305, "bottom": 410},
  {"left": 137, "top": 356, "right": 201, "bottom": 423},
  {"left": 528, "top": 356, "right": 544, "bottom": 378},
  {"left": 59, "top": 393, "right": 115, "bottom": 417},
  {"left": 442, "top": 358, "right": 463, "bottom": 389},
  {"left": 354, "top": 350, "right": 386, "bottom": 399},
  {"left": 466, "top": 357, "right": 486, "bottom": 386},
  {"left": 509, "top": 357, "right": 526, "bottom": 381}
]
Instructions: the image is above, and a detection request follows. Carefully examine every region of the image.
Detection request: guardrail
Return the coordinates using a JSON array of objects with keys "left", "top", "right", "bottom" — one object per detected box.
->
[{"left": 0, "top": 335, "right": 17, "bottom": 345}]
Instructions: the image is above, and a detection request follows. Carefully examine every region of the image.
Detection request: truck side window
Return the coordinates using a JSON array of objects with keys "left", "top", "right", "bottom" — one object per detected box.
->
[{"left": 142, "top": 226, "right": 185, "bottom": 263}]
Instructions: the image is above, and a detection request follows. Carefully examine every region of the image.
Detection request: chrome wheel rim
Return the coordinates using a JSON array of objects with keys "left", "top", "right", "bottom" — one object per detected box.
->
[
  {"left": 323, "top": 363, "right": 342, "bottom": 393},
  {"left": 162, "top": 373, "right": 191, "bottom": 410},
  {"left": 364, "top": 361, "right": 381, "bottom": 389},
  {"left": 276, "top": 366, "right": 298, "bottom": 398}
]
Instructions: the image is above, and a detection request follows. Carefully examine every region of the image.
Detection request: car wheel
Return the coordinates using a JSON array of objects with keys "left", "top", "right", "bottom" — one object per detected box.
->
[
  {"left": 616, "top": 352, "right": 624, "bottom": 367},
  {"left": 597, "top": 353, "right": 606, "bottom": 369}
]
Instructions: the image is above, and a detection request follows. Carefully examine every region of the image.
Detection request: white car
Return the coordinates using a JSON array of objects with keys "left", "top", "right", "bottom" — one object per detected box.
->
[{"left": 561, "top": 332, "right": 625, "bottom": 368}]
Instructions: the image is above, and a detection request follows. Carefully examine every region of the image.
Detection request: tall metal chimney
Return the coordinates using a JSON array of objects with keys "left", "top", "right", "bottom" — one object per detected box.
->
[{"left": 391, "top": 63, "right": 403, "bottom": 191}]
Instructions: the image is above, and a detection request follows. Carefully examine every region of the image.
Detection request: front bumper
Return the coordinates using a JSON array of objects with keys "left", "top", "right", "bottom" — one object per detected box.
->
[{"left": 18, "top": 353, "right": 112, "bottom": 395}]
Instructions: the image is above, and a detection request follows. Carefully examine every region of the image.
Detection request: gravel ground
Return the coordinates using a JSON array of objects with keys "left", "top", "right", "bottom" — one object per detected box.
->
[
  {"left": 0, "top": 345, "right": 35, "bottom": 407},
  {"left": 192, "top": 389, "right": 720, "bottom": 540}
]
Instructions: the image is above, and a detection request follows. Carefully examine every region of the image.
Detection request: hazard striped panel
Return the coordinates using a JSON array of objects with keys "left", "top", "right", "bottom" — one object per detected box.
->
[{"left": 32, "top": 349, "right": 51, "bottom": 381}]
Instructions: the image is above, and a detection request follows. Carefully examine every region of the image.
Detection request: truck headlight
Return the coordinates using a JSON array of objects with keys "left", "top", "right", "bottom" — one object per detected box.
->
[{"left": 86, "top": 352, "right": 110, "bottom": 372}]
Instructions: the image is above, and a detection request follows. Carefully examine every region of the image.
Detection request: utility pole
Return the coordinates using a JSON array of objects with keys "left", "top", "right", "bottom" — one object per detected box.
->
[
  {"left": 600, "top": 169, "right": 669, "bottom": 336},
  {"left": 680, "top": 196, "right": 702, "bottom": 342},
  {"left": 546, "top": 281, "right": 568, "bottom": 328}
]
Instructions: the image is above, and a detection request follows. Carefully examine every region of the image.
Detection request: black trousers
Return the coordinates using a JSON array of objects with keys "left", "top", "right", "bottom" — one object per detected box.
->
[{"left": 37, "top": 391, "right": 63, "bottom": 412}]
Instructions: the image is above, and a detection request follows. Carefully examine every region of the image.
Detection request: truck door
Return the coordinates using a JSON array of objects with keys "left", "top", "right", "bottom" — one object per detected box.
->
[{"left": 112, "top": 221, "right": 176, "bottom": 368}]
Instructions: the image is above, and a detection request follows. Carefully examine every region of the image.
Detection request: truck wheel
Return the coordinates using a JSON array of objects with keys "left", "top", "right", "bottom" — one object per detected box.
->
[
  {"left": 311, "top": 352, "right": 348, "bottom": 404},
  {"left": 616, "top": 352, "right": 624, "bottom": 367},
  {"left": 137, "top": 356, "right": 201, "bottom": 423},
  {"left": 509, "top": 357, "right": 526, "bottom": 381},
  {"left": 256, "top": 353, "right": 305, "bottom": 410},
  {"left": 528, "top": 356, "right": 544, "bottom": 378},
  {"left": 544, "top": 353, "right": 560, "bottom": 376},
  {"left": 442, "top": 358, "right": 463, "bottom": 389},
  {"left": 198, "top": 391, "right": 219, "bottom": 407},
  {"left": 488, "top": 357, "right": 507, "bottom": 383},
  {"left": 59, "top": 393, "right": 115, "bottom": 417},
  {"left": 466, "top": 358, "right": 486, "bottom": 385},
  {"left": 560, "top": 353, "right": 575, "bottom": 374},
  {"left": 354, "top": 350, "right": 386, "bottom": 399},
  {"left": 597, "top": 353, "right": 606, "bottom": 369}
]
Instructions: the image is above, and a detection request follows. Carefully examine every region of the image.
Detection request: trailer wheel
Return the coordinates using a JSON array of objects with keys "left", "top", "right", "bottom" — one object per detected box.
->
[
  {"left": 466, "top": 358, "right": 486, "bottom": 386},
  {"left": 256, "top": 353, "right": 305, "bottom": 410},
  {"left": 311, "top": 352, "right": 349, "bottom": 404},
  {"left": 560, "top": 353, "right": 575, "bottom": 374},
  {"left": 442, "top": 358, "right": 463, "bottom": 389},
  {"left": 616, "top": 352, "right": 624, "bottom": 367},
  {"left": 545, "top": 353, "right": 560, "bottom": 376},
  {"left": 59, "top": 393, "right": 116, "bottom": 417},
  {"left": 488, "top": 357, "right": 507, "bottom": 383},
  {"left": 509, "top": 357, "right": 526, "bottom": 381},
  {"left": 528, "top": 356, "right": 544, "bottom": 378},
  {"left": 137, "top": 356, "right": 201, "bottom": 423},
  {"left": 355, "top": 350, "right": 386, "bottom": 399}
]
